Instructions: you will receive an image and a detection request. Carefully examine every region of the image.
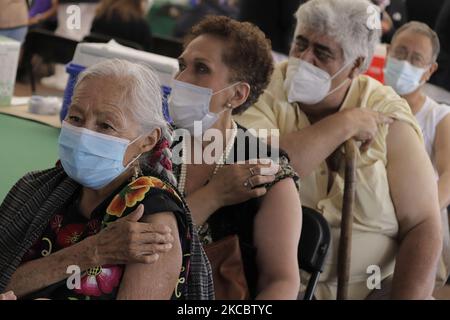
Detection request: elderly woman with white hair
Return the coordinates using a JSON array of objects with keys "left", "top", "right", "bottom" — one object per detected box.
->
[
  {"left": 236, "top": 0, "right": 443, "bottom": 299},
  {"left": 0, "top": 59, "right": 213, "bottom": 300}
]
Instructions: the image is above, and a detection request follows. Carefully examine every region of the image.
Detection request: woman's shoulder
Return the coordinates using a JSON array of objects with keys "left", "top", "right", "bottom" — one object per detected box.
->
[
  {"left": 105, "top": 175, "right": 184, "bottom": 220},
  {"left": 231, "top": 123, "right": 291, "bottom": 163}
]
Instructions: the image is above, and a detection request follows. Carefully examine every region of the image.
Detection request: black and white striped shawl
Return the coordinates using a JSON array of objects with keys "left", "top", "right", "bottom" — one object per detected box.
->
[{"left": 0, "top": 166, "right": 214, "bottom": 299}]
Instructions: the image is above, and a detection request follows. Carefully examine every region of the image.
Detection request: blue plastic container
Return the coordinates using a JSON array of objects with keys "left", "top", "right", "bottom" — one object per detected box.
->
[
  {"left": 60, "top": 63, "right": 86, "bottom": 121},
  {"left": 162, "top": 85, "right": 172, "bottom": 124}
]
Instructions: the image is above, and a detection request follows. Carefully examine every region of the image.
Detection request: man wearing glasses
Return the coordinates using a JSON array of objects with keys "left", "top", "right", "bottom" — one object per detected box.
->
[{"left": 386, "top": 21, "right": 450, "bottom": 290}]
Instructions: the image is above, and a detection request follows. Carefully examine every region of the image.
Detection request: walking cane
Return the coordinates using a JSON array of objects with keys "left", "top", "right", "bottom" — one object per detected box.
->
[{"left": 337, "top": 139, "right": 358, "bottom": 300}]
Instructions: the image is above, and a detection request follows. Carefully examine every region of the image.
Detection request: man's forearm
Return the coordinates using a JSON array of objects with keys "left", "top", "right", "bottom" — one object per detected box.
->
[
  {"left": 6, "top": 236, "right": 98, "bottom": 298},
  {"left": 391, "top": 219, "right": 442, "bottom": 299},
  {"left": 279, "top": 113, "right": 353, "bottom": 178}
]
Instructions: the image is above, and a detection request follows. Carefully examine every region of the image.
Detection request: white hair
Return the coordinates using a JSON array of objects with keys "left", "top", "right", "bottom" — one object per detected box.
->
[
  {"left": 73, "top": 59, "right": 176, "bottom": 185},
  {"left": 294, "top": 0, "right": 381, "bottom": 72}
]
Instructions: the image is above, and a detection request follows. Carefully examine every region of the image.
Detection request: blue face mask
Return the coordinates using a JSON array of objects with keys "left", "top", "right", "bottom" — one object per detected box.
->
[
  {"left": 384, "top": 57, "right": 428, "bottom": 96},
  {"left": 58, "top": 121, "right": 141, "bottom": 189}
]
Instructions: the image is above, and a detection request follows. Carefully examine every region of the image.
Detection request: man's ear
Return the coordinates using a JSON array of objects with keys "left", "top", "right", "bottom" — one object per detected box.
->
[
  {"left": 423, "top": 62, "right": 439, "bottom": 82},
  {"left": 228, "top": 82, "right": 251, "bottom": 110},
  {"left": 420, "top": 62, "right": 439, "bottom": 82},
  {"left": 349, "top": 57, "right": 365, "bottom": 78},
  {"left": 141, "top": 128, "right": 161, "bottom": 153}
]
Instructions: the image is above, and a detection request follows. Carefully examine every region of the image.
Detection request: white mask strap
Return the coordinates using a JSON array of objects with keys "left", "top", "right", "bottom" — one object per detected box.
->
[
  {"left": 124, "top": 152, "right": 143, "bottom": 170},
  {"left": 124, "top": 134, "right": 146, "bottom": 168},
  {"left": 325, "top": 59, "right": 357, "bottom": 98},
  {"left": 325, "top": 78, "right": 351, "bottom": 99},
  {"left": 212, "top": 82, "right": 241, "bottom": 96},
  {"left": 330, "top": 60, "right": 355, "bottom": 80},
  {"left": 128, "top": 134, "right": 143, "bottom": 146}
]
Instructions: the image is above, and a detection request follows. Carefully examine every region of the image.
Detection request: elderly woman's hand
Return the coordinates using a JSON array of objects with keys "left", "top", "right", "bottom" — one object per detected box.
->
[
  {"left": 207, "top": 160, "right": 280, "bottom": 208},
  {"left": 91, "top": 205, "right": 175, "bottom": 265},
  {"left": 0, "top": 291, "right": 16, "bottom": 300}
]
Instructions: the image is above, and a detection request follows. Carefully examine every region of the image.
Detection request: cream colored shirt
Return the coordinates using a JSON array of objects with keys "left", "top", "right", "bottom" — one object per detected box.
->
[
  {"left": 235, "top": 61, "right": 424, "bottom": 300},
  {"left": 0, "top": 0, "right": 28, "bottom": 29}
]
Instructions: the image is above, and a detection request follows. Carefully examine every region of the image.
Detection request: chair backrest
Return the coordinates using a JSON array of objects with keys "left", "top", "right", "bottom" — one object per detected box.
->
[
  {"left": 150, "top": 34, "right": 184, "bottom": 58},
  {"left": 299, "top": 206, "right": 331, "bottom": 274},
  {"left": 82, "top": 32, "right": 145, "bottom": 51},
  {"left": 24, "top": 28, "right": 79, "bottom": 65}
]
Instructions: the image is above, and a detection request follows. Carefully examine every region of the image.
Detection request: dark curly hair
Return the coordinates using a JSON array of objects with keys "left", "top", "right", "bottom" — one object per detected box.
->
[{"left": 184, "top": 15, "right": 274, "bottom": 115}]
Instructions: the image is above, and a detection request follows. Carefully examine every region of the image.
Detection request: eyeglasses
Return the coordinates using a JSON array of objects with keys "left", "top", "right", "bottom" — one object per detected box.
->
[{"left": 390, "top": 49, "right": 431, "bottom": 69}]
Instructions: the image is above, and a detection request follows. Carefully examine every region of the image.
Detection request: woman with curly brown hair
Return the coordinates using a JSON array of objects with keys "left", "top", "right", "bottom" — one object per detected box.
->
[{"left": 168, "top": 16, "right": 302, "bottom": 300}]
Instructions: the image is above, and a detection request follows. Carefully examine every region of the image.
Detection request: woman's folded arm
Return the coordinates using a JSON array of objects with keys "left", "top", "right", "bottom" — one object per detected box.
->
[{"left": 116, "top": 211, "right": 182, "bottom": 300}]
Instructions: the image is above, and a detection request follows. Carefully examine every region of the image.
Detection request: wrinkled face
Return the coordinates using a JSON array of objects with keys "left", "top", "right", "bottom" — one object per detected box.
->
[
  {"left": 290, "top": 29, "right": 354, "bottom": 92},
  {"left": 175, "top": 34, "right": 238, "bottom": 114},
  {"left": 67, "top": 77, "right": 139, "bottom": 139},
  {"left": 66, "top": 77, "right": 157, "bottom": 166},
  {"left": 389, "top": 29, "right": 436, "bottom": 82}
]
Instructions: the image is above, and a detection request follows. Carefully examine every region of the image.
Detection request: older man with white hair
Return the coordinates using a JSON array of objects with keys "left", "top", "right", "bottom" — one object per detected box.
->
[{"left": 235, "top": 0, "right": 442, "bottom": 299}]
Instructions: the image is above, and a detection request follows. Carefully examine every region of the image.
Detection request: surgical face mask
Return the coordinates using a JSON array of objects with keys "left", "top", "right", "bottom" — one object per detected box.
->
[
  {"left": 284, "top": 57, "right": 353, "bottom": 105},
  {"left": 384, "top": 57, "right": 428, "bottom": 96},
  {"left": 58, "top": 121, "right": 142, "bottom": 189},
  {"left": 168, "top": 79, "right": 239, "bottom": 136}
]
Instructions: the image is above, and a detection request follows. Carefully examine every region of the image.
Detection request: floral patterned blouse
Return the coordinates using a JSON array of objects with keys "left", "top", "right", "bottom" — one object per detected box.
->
[{"left": 20, "top": 176, "right": 191, "bottom": 300}]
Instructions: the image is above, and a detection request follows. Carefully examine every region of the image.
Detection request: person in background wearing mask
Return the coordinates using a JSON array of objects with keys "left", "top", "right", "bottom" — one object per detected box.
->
[
  {"left": 169, "top": 16, "right": 302, "bottom": 299},
  {"left": 235, "top": 0, "right": 442, "bottom": 299},
  {"left": 0, "top": 0, "right": 28, "bottom": 44},
  {"left": 385, "top": 21, "right": 450, "bottom": 288},
  {"left": 0, "top": 59, "right": 213, "bottom": 300},
  {"left": 89, "top": 0, "right": 154, "bottom": 51}
]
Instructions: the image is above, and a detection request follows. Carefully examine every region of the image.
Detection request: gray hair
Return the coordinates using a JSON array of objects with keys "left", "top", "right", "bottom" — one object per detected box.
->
[
  {"left": 294, "top": 0, "right": 381, "bottom": 72},
  {"left": 73, "top": 59, "right": 177, "bottom": 185},
  {"left": 392, "top": 21, "right": 440, "bottom": 62}
]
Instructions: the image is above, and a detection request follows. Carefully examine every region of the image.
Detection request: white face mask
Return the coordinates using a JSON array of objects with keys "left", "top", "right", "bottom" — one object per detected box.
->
[
  {"left": 284, "top": 57, "right": 353, "bottom": 105},
  {"left": 384, "top": 57, "right": 428, "bottom": 96},
  {"left": 59, "top": 121, "right": 143, "bottom": 190},
  {"left": 168, "top": 79, "right": 239, "bottom": 136}
]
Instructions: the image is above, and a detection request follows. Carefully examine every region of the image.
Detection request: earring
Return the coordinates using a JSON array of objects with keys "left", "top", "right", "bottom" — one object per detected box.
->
[
  {"left": 132, "top": 165, "right": 141, "bottom": 181},
  {"left": 226, "top": 103, "right": 233, "bottom": 109}
]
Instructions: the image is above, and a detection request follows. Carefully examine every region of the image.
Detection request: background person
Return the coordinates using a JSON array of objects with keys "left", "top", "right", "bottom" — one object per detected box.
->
[
  {"left": 0, "top": 0, "right": 28, "bottom": 44},
  {"left": 385, "top": 21, "right": 450, "bottom": 286}
]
